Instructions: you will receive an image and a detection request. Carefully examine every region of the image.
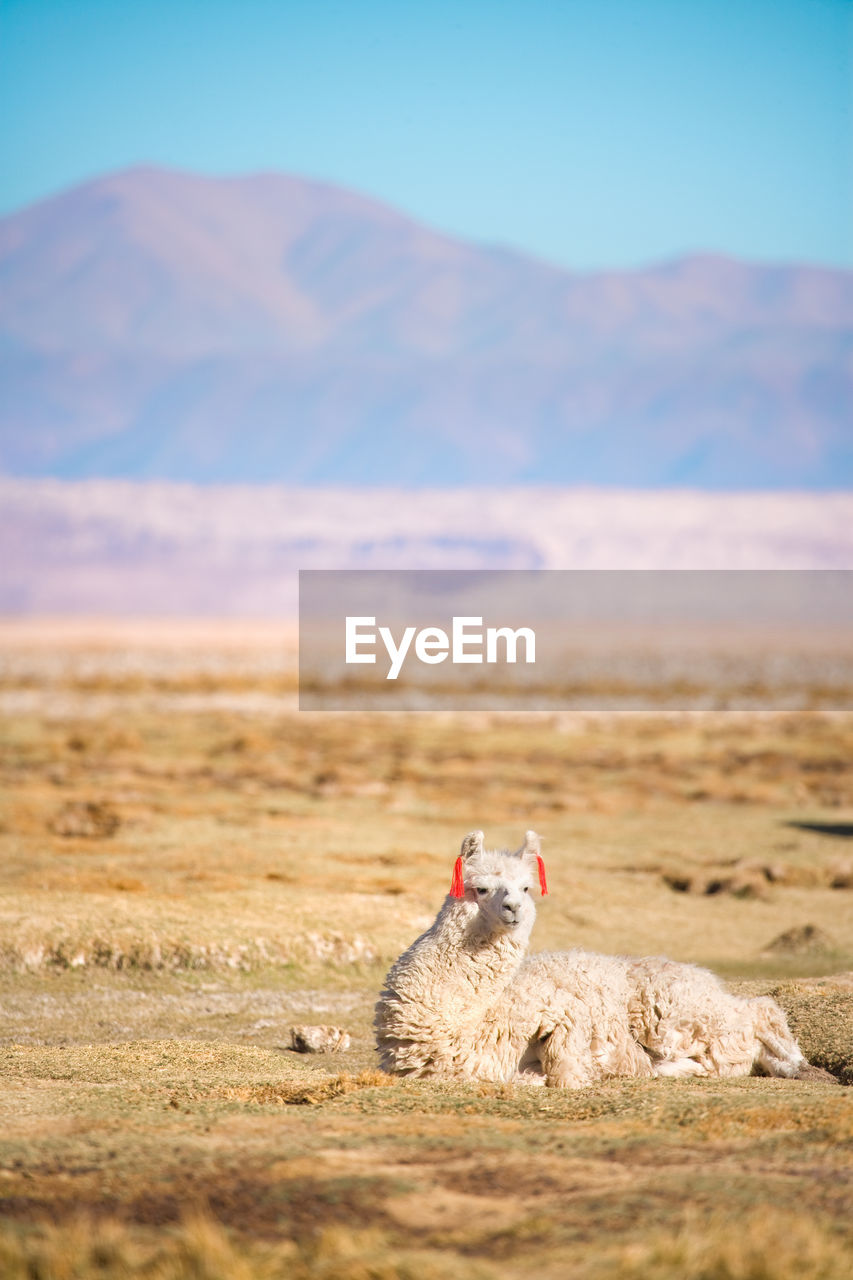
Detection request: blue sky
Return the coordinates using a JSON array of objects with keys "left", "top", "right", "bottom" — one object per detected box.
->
[{"left": 1, "top": 0, "right": 850, "bottom": 270}]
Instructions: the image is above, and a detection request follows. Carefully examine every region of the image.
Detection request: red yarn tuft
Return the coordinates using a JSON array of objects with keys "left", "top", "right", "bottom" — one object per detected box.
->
[
  {"left": 449, "top": 856, "right": 466, "bottom": 898},
  {"left": 536, "top": 854, "right": 548, "bottom": 896}
]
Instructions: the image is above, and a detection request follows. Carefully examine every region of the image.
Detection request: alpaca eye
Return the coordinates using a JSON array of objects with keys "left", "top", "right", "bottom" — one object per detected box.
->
[
  {"left": 523, "top": 886, "right": 530, "bottom": 893},
  {"left": 476, "top": 887, "right": 488, "bottom": 896}
]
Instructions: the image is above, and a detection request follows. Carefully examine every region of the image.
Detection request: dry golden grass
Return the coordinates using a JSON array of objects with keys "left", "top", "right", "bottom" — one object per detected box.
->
[
  {"left": 0, "top": 620, "right": 852, "bottom": 1279},
  {"left": 3, "top": 1206, "right": 850, "bottom": 1280}
]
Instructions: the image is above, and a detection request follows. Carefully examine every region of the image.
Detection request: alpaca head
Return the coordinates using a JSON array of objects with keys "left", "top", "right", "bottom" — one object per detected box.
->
[{"left": 450, "top": 830, "right": 544, "bottom": 937}]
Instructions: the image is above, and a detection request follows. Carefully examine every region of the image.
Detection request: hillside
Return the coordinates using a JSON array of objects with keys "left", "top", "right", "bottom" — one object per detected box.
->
[{"left": 1, "top": 167, "right": 851, "bottom": 487}]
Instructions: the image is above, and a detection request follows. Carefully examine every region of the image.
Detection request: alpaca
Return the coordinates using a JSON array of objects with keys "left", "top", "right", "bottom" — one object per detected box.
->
[
  {"left": 375, "top": 830, "right": 818, "bottom": 1087},
  {"left": 374, "top": 830, "right": 542, "bottom": 1082}
]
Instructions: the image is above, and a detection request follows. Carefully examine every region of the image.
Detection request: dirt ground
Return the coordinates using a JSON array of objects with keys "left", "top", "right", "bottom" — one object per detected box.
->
[{"left": 1, "top": 620, "right": 851, "bottom": 1279}]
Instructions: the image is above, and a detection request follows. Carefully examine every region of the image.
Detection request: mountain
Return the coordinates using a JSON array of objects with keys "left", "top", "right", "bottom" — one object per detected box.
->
[{"left": 1, "top": 166, "right": 852, "bottom": 487}]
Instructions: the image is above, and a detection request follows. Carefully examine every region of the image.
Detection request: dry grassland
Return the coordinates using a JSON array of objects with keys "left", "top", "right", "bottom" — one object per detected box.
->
[{"left": 1, "top": 620, "right": 852, "bottom": 1279}]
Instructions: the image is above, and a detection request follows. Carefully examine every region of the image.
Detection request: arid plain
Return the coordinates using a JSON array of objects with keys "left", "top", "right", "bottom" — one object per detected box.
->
[{"left": 1, "top": 619, "right": 851, "bottom": 1279}]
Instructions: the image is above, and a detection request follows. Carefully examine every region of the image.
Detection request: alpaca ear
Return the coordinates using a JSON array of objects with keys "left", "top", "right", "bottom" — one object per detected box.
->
[
  {"left": 518, "top": 829, "right": 548, "bottom": 896},
  {"left": 460, "top": 830, "right": 485, "bottom": 861},
  {"left": 450, "top": 830, "right": 484, "bottom": 898},
  {"left": 521, "top": 830, "right": 540, "bottom": 857}
]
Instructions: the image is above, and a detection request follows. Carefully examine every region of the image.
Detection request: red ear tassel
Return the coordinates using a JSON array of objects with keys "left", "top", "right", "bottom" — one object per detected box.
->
[
  {"left": 536, "top": 855, "right": 548, "bottom": 896},
  {"left": 449, "top": 856, "right": 466, "bottom": 898}
]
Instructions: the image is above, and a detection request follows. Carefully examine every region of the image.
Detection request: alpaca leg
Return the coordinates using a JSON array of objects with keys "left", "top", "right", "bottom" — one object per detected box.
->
[
  {"left": 645, "top": 1023, "right": 758, "bottom": 1079},
  {"left": 538, "top": 1024, "right": 599, "bottom": 1088},
  {"left": 653, "top": 1056, "right": 710, "bottom": 1079},
  {"left": 539, "top": 1023, "right": 657, "bottom": 1086},
  {"left": 629, "top": 959, "right": 768, "bottom": 1080},
  {"left": 634, "top": 1019, "right": 722, "bottom": 1078},
  {"left": 649, "top": 996, "right": 808, "bottom": 1080},
  {"left": 749, "top": 996, "right": 806, "bottom": 1078},
  {"left": 599, "top": 1031, "right": 656, "bottom": 1079}
]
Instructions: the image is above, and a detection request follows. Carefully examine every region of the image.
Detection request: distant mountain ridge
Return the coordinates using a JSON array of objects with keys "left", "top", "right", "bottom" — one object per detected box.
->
[
  {"left": 3, "top": 479, "right": 852, "bottom": 615},
  {"left": 1, "top": 166, "right": 851, "bottom": 487}
]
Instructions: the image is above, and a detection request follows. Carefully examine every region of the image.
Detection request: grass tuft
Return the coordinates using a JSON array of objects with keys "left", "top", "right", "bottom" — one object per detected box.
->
[
  {"left": 173, "top": 1070, "right": 398, "bottom": 1108},
  {"left": 605, "top": 1208, "right": 853, "bottom": 1280},
  {"left": 0, "top": 1213, "right": 488, "bottom": 1280}
]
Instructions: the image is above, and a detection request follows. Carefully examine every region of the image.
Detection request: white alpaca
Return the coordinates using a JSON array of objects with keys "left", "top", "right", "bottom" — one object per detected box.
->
[{"left": 375, "top": 830, "right": 815, "bottom": 1087}]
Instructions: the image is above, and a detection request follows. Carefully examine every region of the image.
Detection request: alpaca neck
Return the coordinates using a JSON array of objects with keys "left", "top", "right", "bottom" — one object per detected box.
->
[{"left": 392, "top": 898, "right": 531, "bottom": 1012}]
